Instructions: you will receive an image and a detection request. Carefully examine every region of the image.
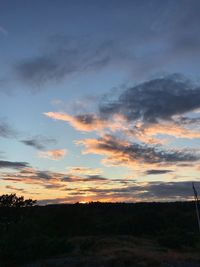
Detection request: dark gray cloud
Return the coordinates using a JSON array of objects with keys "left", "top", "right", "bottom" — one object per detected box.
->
[
  {"left": 38, "top": 181, "right": 199, "bottom": 204},
  {"left": 0, "top": 0, "right": 195, "bottom": 93},
  {"left": 177, "top": 116, "right": 200, "bottom": 126},
  {"left": 76, "top": 114, "right": 97, "bottom": 125},
  {"left": 99, "top": 75, "right": 200, "bottom": 123},
  {"left": 62, "top": 174, "right": 108, "bottom": 183},
  {"left": 0, "top": 160, "right": 29, "bottom": 169},
  {"left": 36, "top": 171, "right": 53, "bottom": 180},
  {"left": 0, "top": 119, "right": 16, "bottom": 138},
  {"left": 85, "top": 175, "right": 108, "bottom": 181},
  {"left": 21, "top": 139, "right": 44, "bottom": 150},
  {"left": 37, "top": 197, "right": 74, "bottom": 205},
  {"left": 6, "top": 185, "right": 27, "bottom": 194},
  {"left": 21, "top": 136, "right": 56, "bottom": 150},
  {"left": 85, "top": 135, "right": 199, "bottom": 165},
  {"left": 13, "top": 0, "right": 200, "bottom": 87},
  {"left": 42, "top": 184, "right": 65, "bottom": 189},
  {"left": 15, "top": 37, "right": 117, "bottom": 86},
  {"left": 2, "top": 168, "right": 109, "bottom": 185},
  {"left": 141, "top": 181, "right": 199, "bottom": 199},
  {"left": 145, "top": 169, "right": 173, "bottom": 175},
  {"left": 67, "top": 181, "right": 200, "bottom": 201},
  {"left": 17, "top": 56, "right": 62, "bottom": 86}
]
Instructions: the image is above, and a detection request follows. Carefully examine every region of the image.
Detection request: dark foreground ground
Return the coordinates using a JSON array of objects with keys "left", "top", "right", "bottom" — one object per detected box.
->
[
  {"left": 1, "top": 202, "right": 200, "bottom": 266},
  {"left": 23, "top": 235, "right": 200, "bottom": 267}
]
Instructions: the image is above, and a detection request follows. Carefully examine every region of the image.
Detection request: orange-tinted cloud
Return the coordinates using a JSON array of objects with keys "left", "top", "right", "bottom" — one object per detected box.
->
[
  {"left": 77, "top": 135, "right": 199, "bottom": 168},
  {"left": 67, "top": 166, "right": 102, "bottom": 176},
  {"left": 44, "top": 111, "right": 130, "bottom": 134},
  {"left": 138, "top": 121, "right": 200, "bottom": 140},
  {"left": 44, "top": 112, "right": 107, "bottom": 132},
  {"left": 38, "top": 181, "right": 200, "bottom": 204},
  {"left": 38, "top": 149, "right": 67, "bottom": 160},
  {"left": 44, "top": 110, "right": 200, "bottom": 146}
]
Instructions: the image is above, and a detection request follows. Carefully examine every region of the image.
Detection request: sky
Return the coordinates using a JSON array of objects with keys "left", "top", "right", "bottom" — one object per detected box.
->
[{"left": 1, "top": 0, "right": 200, "bottom": 204}]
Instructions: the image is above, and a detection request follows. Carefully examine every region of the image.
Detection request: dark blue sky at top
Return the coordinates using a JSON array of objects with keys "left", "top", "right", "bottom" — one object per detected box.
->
[{"left": 1, "top": 0, "right": 200, "bottom": 81}]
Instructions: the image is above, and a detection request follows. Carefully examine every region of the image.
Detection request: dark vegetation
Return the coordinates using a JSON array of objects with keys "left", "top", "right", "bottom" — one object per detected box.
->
[
  {"left": 0, "top": 194, "right": 36, "bottom": 208},
  {"left": 0, "top": 194, "right": 200, "bottom": 266}
]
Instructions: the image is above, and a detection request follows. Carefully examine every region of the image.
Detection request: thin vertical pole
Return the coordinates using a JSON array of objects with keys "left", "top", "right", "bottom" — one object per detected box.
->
[{"left": 192, "top": 182, "right": 200, "bottom": 233}]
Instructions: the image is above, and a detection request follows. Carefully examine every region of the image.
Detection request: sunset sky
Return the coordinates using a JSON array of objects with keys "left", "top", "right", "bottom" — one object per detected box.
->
[{"left": 1, "top": 0, "right": 200, "bottom": 204}]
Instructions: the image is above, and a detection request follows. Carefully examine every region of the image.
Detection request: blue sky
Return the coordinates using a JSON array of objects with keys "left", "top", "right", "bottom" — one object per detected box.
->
[{"left": 1, "top": 0, "right": 200, "bottom": 203}]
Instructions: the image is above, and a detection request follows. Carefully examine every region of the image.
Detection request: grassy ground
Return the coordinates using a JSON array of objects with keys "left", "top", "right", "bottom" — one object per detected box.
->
[
  {"left": 1, "top": 202, "right": 200, "bottom": 266},
  {"left": 23, "top": 235, "right": 200, "bottom": 267}
]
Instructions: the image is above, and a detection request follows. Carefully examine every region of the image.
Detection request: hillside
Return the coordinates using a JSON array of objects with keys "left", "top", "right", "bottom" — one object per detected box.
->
[{"left": 1, "top": 202, "right": 200, "bottom": 266}]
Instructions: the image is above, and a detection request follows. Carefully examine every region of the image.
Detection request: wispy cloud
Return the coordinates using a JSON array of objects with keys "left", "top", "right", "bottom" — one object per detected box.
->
[
  {"left": 1, "top": 159, "right": 198, "bottom": 202},
  {"left": 44, "top": 74, "right": 200, "bottom": 176},
  {"left": 67, "top": 166, "right": 102, "bottom": 176},
  {"left": 38, "top": 149, "right": 67, "bottom": 160},
  {"left": 6, "top": 185, "right": 27, "bottom": 194},
  {"left": 44, "top": 112, "right": 108, "bottom": 132},
  {"left": 15, "top": 37, "right": 118, "bottom": 86},
  {"left": 38, "top": 181, "right": 200, "bottom": 204},
  {"left": 21, "top": 136, "right": 56, "bottom": 150},
  {"left": 0, "top": 119, "right": 17, "bottom": 138},
  {"left": 145, "top": 169, "right": 173, "bottom": 175},
  {"left": 77, "top": 135, "right": 199, "bottom": 168},
  {"left": 0, "top": 160, "right": 29, "bottom": 169},
  {"left": 45, "top": 76, "right": 200, "bottom": 142}
]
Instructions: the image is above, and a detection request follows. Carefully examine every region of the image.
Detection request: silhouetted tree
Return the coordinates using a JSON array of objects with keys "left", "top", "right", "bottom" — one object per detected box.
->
[{"left": 0, "top": 194, "right": 36, "bottom": 207}]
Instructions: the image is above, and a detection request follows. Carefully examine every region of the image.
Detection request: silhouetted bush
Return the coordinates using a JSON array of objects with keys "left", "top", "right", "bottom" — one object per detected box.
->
[{"left": 0, "top": 194, "right": 36, "bottom": 208}]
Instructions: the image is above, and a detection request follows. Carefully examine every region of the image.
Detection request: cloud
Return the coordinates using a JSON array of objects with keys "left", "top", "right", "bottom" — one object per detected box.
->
[
  {"left": 6, "top": 185, "right": 27, "bottom": 194},
  {"left": 140, "top": 181, "right": 198, "bottom": 200},
  {"left": 44, "top": 112, "right": 107, "bottom": 132},
  {"left": 42, "top": 184, "right": 66, "bottom": 190},
  {"left": 0, "top": 119, "right": 16, "bottom": 138},
  {"left": 21, "top": 139, "right": 44, "bottom": 150},
  {"left": 77, "top": 135, "right": 199, "bottom": 167},
  {"left": 21, "top": 136, "right": 56, "bottom": 150},
  {"left": 17, "top": 56, "right": 65, "bottom": 86},
  {"left": 65, "top": 181, "right": 200, "bottom": 202},
  {"left": 36, "top": 171, "right": 53, "bottom": 180},
  {"left": 9, "top": 0, "right": 200, "bottom": 90},
  {"left": 1, "top": 166, "right": 110, "bottom": 195},
  {"left": 38, "top": 149, "right": 67, "bottom": 160},
  {"left": 45, "top": 76, "right": 200, "bottom": 144},
  {"left": 67, "top": 166, "right": 102, "bottom": 176},
  {"left": 1, "top": 167, "right": 106, "bottom": 186},
  {"left": 44, "top": 112, "right": 130, "bottom": 137},
  {"left": 15, "top": 37, "right": 119, "bottom": 86},
  {"left": 1, "top": 168, "right": 64, "bottom": 188},
  {"left": 99, "top": 75, "right": 200, "bottom": 123},
  {"left": 0, "top": 160, "right": 29, "bottom": 169},
  {"left": 1, "top": 158, "right": 198, "bottom": 202},
  {"left": 37, "top": 197, "right": 77, "bottom": 205},
  {"left": 145, "top": 169, "right": 173, "bottom": 175},
  {"left": 62, "top": 174, "right": 108, "bottom": 183},
  {"left": 133, "top": 121, "right": 200, "bottom": 141},
  {"left": 37, "top": 180, "right": 200, "bottom": 204},
  {"left": 85, "top": 175, "right": 108, "bottom": 181}
]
